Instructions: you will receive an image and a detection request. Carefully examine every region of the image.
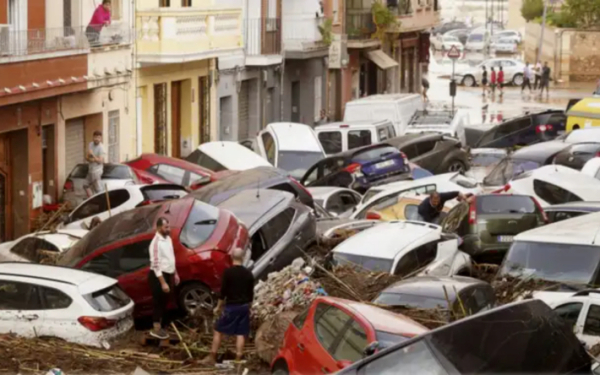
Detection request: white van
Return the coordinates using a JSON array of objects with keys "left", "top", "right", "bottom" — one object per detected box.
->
[
  {"left": 343, "top": 94, "right": 423, "bottom": 135},
  {"left": 186, "top": 141, "right": 272, "bottom": 171},
  {"left": 315, "top": 119, "right": 397, "bottom": 155},
  {"left": 465, "top": 31, "right": 490, "bottom": 51},
  {"left": 254, "top": 122, "right": 325, "bottom": 180}
]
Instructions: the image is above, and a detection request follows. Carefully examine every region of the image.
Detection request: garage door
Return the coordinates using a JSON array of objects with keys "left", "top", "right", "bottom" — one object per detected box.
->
[
  {"left": 65, "top": 118, "right": 85, "bottom": 176},
  {"left": 238, "top": 80, "right": 250, "bottom": 140}
]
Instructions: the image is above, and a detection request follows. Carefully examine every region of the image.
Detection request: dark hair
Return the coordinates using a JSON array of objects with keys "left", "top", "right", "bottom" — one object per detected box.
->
[
  {"left": 430, "top": 191, "right": 440, "bottom": 199},
  {"left": 93, "top": 130, "right": 102, "bottom": 137},
  {"left": 103, "top": 0, "right": 111, "bottom": 4},
  {"left": 157, "top": 217, "right": 169, "bottom": 228}
]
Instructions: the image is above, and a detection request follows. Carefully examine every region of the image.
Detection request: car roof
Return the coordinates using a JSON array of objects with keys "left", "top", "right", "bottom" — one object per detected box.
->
[
  {"left": 545, "top": 201, "right": 600, "bottom": 211},
  {"left": 511, "top": 140, "right": 569, "bottom": 162},
  {"left": 135, "top": 153, "right": 214, "bottom": 174},
  {"left": 515, "top": 211, "right": 600, "bottom": 245},
  {"left": 216, "top": 189, "right": 294, "bottom": 231},
  {"left": 197, "top": 142, "right": 272, "bottom": 169},
  {"left": 316, "top": 119, "right": 392, "bottom": 130},
  {"left": 333, "top": 221, "right": 441, "bottom": 259},
  {"left": 346, "top": 93, "right": 421, "bottom": 104},
  {"left": 381, "top": 275, "right": 486, "bottom": 300},
  {"left": 523, "top": 165, "right": 600, "bottom": 198},
  {"left": 323, "top": 297, "right": 428, "bottom": 336},
  {"left": 266, "top": 123, "right": 322, "bottom": 153}
]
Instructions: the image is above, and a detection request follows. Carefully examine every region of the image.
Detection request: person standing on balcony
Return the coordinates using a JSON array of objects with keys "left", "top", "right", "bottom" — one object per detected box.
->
[{"left": 87, "top": 0, "right": 111, "bottom": 46}]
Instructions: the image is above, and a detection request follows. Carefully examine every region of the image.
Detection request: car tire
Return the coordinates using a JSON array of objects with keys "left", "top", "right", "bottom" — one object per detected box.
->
[
  {"left": 272, "top": 360, "right": 289, "bottom": 375},
  {"left": 446, "top": 160, "right": 467, "bottom": 173},
  {"left": 512, "top": 73, "right": 523, "bottom": 86},
  {"left": 462, "top": 75, "right": 476, "bottom": 87},
  {"left": 178, "top": 282, "right": 215, "bottom": 316}
]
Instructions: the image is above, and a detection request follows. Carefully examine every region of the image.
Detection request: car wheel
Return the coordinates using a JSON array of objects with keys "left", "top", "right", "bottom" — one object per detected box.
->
[
  {"left": 178, "top": 282, "right": 214, "bottom": 315},
  {"left": 463, "top": 75, "right": 476, "bottom": 87},
  {"left": 512, "top": 73, "right": 523, "bottom": 86},
  {"left": 447, "top": 160, "right": 467, "bottom": 173},
  {"left": 272, "top": 360, "right": 289, "bottom": 375}
]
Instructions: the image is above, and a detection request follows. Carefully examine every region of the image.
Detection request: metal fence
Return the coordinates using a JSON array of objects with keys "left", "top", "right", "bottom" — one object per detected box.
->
[{"left": 244, "top": 18, "right": 281, "bottom": 55}]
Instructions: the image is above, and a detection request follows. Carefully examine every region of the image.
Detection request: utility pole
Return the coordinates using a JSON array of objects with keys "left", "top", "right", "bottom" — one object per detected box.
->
[{"left": 536, "top": 0, "right": 548, "bottom": 63}]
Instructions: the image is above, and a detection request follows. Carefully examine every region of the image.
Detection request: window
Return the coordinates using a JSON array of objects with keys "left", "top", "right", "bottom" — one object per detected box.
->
[
  {"left": 159, "top": 0, "right": 170, "bottom": 6},
  {"left": 142, "top": 187, "right": 187, "bottom": 202},
  {"left": 261, "top": 132, "right": 276, "bottom": 165},
  {"left": 495, "top": 118, "right": 531, "bottom": 137},
  {"left": 261, "top": 208, "right": 295, "bottom": 248},
  {"left": 314, "top": 304, "right": 351, "bottom": 353},
  {"left": 268, "top": 0, "right": 277, "bottom": 19},
  {"left": 363, "top": 340, "right": 446, "bottom": 375},
  {"left": 553, "top": 302, "right": 583, "bottom": 328},
  {"left": 327, "top": 192, "right": 359, "bottom": 215},
  {"left": 416, "top": 140, "right": 437, "bottom": 154},
  {"left": 400, "top": 145, "right": 419, "bottom": 159},
  {"left": 314, "top": 76, "right": 323, "bottom": 122},
  {"left": 414, "top": 240, "right": 438, "bottom": 268},
  {"left": 476, "top": 195, "right": 535, "bottom": 214},
  {"left": 302, "top": 164, "right": 320, "bottom": 184},
  {"left": 404, "top": 204, "right": 419, "bottom": 220},
  {"left": 533, "top": 179, "right": 582, "bottom": 205},
  {"left": 407, "top": 184, "right": 437, "bottom": 195},
  {"left": 293, "top": 307, "right": 310, "bottom": 329},
  {"left": 185, "top": 150, "right": 227, "bottom": 172},
  {"left": 348, "top": 130, "right": 372, "bottom": 150},
  {"left": 332, "top": 0, "right": 339, "bottom": 23},
  {"left": 394, "top": 251, "right": 420, "bottom": 277},
  {"left": 501, "top": 60, "right": 516, "bottom": 67},
  {"left": 377, "top": 127, "right": 392, "bottom": 142},
  {"left": 584, "top": 305, "right": 600, "bottom": 336},
  {"left": 108, "top": 189, "right": 131, "bottom": 208},
  {"left": 10, "top": 237, "right": 60, "bottom": 263},
  {"left": 0, "top": 280, "right": 42, "bottom": 310},
  {"left": 180, "top": 200, "right": 221, "bottom": 249},
  {"left": 118, "top": 240, "right": 151, "bottom": 274},
  {"left": 151, "top": 164, "right": 186, "bottom": 185},
  {"left": 81, "top": 251, "right": 113, "bottom": 276},
  {"left": 353, "top": 146, "right": 400, "bottom": 163},
  {"left": 333, "top": 320, "right": 368, "bottom": 362},
  {"left": 181, "top": 0, "right": 191, "bottom": 6},
  {"left": 319, "top": 132, "right": 343, "bottom": 154},
  {"left": 189, "top": 172, "right": 206, "bottom": 185},
  {"left": 40, "top": 286, "right": 72, "bottom": 309},
  {"left": 108, "top": 110, "right": 120, "bottom": 163},
  {"left": 549, "top": 210, "right": 586, "bottom": 223},
  {"left": 84, "top": 285, "right": 131, "bottom": 312},
  {"left": 70, "top": 194, "right": 109, "bottom": 221}
]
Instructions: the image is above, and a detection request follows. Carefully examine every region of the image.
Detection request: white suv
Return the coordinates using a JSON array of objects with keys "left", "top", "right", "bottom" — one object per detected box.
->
[{"left": 0, "top": 262, "right": 134, "bottom": 348}]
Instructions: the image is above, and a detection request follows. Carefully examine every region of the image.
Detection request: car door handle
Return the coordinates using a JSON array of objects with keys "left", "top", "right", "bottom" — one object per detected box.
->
[{"left": 297, "top": 343, "right": 305, "bottom": 352}]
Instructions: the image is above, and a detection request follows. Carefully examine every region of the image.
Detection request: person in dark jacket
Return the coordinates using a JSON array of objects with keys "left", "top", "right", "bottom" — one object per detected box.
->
[
  {"left": 418, "top": 191, "right": 472, "bottom": 224},
  {"left": 201, "top": 247, "right": 254, "bottom": 365}
]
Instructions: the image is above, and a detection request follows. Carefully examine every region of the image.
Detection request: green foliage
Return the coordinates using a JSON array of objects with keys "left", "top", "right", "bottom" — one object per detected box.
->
[
  {"left": 546, "top": 10, "right": 577, "bottom": 28},
  {"left": 562, "top": 0, "right": 600, "bottom": 28},
  {"left": 371, "top": 1, "right": 399, "bottom": 42},
  {"left": 318, "top": 18, "right": 333, "bottom": 46},
  {"left": 521, "top": 0, "right": 544, "bottom": 22}
]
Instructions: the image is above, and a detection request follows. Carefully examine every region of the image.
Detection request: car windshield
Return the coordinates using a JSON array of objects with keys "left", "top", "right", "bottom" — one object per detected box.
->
[
  {"left": 471, "top": 153, "right": 506, "bottom": 167},
  {"left": 500, "top": 241, "right": 600, "bottom": 285},
  {"left": 277, "top": 151, "right": 324, "bottom": 180},
  {"left": 376, "top": 331, "right": 412, "bottom": 350},
  {"left": 353, "top": 146, "right": 400, "bottom": 162},
  {"left": 70, "top": 164, "right": 132, "bottom": 179},
  {"left": 374, "top": 292, "right": 448, "bottom": 309},
  {"left": 483, "top": 158, "right": 540, "bottom": 186},
  {"left": 333, "top": 252, "right": 392, "bottom": 273},
  {"left": 476, "top": 195, "right": 536, "bottom": 214},
  {"left": 179, "top": 199, "right": 220, "bottom": 249}
]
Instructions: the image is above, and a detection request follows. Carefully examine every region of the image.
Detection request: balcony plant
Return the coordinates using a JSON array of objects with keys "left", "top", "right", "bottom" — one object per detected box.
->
[
  {"left": 371, "top": 1, "right": 399, "bottom": 42},
  {"left": 318, "top": 18, "right": 334, "bottom": 46}
]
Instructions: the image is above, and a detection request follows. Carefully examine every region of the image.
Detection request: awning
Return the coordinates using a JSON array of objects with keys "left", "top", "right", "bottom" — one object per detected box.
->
[{"left": 366, "top": 49, "right": 399, "bottom": 70}]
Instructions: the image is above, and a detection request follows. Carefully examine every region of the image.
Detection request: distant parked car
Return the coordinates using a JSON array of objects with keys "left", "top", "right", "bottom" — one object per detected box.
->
[
  {"left": 189, "top": 166, "right": 314, "bottom": 208},
  {"left": 60, "top": 184, "right": 188, "bottom": 230},
  {"left": 186, "top": 141, "right": 272, "bottom": 172},
  {"left": 431, "top": 34, "right": 464, "bottom": 51},
  {"left": 315, "top": 119, "right": 397, "bottom": 155},
  {"left": 0, "top": 229, "right": 88, "bottom": 263},
  {"left": 374, "top": 275, "right": 496, "bottom": 319},
  {"left": 125, "top": 153, "right": 233, "bottom": 189},
  {"left": 57, "top": 197, "right": 249, "bottom": 317},
  {"left": 492, "top": 30, "right": 522, "bottom": 44},
  {"left": 432, "top": 21, "right": 467, "bottom": 35},
  {"left": 307, "top": 187, "right": 362, "bottom": 216},
  {"left": 300, "top": 144, "right": 412, "bottom": 194},
  {"left": 271, "top": 297, "right": 428, "bottom": 375},
  {"left": 217, "top": 190, "right": 316, "bottom": 280},
  {"left": 455, "top": 58, "right": 524, "bottom": 87},
  {"left": 554, "top": 142, "right": 600, "bottom": 170},
  {"left": 490, "top": 38, "right": 517, "bottom": 54},
  {"left": 445, "top": 28, "right": 470, "bottom": 44},
  {"left": 63, "top": 163, "right": 139, "bottom": 207},
  {"left": 544, "top": 201, "right": 600, "bottom": 223},
  {"left": 441, "top": 194, "right": 547, "bottom": 261},
  {"left": 0, "top": 263, "right": 134, "bottom": 347},
  {"left": 387, "top": 133, "right": 470, "bottom": 174}
]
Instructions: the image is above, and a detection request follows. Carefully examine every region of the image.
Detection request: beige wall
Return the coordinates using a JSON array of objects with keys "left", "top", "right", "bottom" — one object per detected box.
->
[{"left": 507, "top": 0, "right": 526, "bottom": 34}]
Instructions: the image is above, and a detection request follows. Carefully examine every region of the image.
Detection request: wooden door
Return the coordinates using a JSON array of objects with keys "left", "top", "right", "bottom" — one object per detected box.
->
[
  {"left": 171, "top": 81, "right": 181, "bottom": 158},
  {"left": 0, "top": 134, "right": 11, "bottom": 242}
]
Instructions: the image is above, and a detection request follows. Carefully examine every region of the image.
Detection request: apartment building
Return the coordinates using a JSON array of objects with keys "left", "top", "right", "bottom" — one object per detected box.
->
[{"left": 0, "top": 0, "right": 134, "bottom": 239}]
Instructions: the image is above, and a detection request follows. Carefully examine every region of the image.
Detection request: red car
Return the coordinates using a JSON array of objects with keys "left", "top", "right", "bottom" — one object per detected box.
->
[
  {"left": 125, "top": 154, "right": 233, "bottom": 189},
  {"left": 57, "top": 196, "right": 249, "bottom": 318},
  {"left": 271, "top": 297, "right": 428, "bottom": 375}
]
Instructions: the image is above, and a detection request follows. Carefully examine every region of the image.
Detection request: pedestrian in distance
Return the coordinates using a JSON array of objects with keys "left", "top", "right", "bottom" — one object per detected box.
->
[
  {"left": 86, "top": 0, "right": 111, "bottom": 46},
  {"left": 417, "top": 191, "right": 474, "bottom": 224},
  {"left": 481, "top": 66, "right": 488, "bottom": 97},
  {"left": 148, "top": 217, "right": 180, "bottom": 340},
  {"left": 202, "top": 247, "right": 255, "bottom": 366},
  {"left": 498, "top": 66, "right": 505, "bottom": 96},
  {"left": 421, "top": 77, "right": 430, "bottom": 103},
  {"left": 522, "top": 62, "right": 532, "bottom": 93},
  {"left": 86, "top": 130, "right": 106, "bottom": 196},
  {"left": 540, "top": 61, "right": 551, "bottom": 97},
  {"left": 534, "top": 61, "right": 542, "bottom": 90},
  {"left": 490, "top": 67, "right": 497, "bottom": 96}
]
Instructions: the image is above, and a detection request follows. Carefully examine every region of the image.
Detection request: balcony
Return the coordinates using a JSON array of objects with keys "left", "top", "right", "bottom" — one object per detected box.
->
[
  {"left": 244, "top": 18, "right": 282, "bottom": 66},
  {"left": 346, "top": 10, "right": 379, "bottom": 49},
  {"left": 282, "top": 17, "right": 328, "bottom": 59},
  {"left": 388, "top": 0, "right": 440, "bottom": 33},
  {"left": 136, "top": 7, "right": 243, "bottom": 64}
]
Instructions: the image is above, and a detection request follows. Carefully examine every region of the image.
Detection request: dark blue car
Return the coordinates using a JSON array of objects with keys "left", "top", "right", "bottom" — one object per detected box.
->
[{"left": 300, "top": 144, "right": 413, "bottom": 193}]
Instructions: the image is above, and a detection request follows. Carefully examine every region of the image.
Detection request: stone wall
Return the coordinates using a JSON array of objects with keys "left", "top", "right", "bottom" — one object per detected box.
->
[{"left": 570, "top": 32, "right": 600, "bottom": 81}]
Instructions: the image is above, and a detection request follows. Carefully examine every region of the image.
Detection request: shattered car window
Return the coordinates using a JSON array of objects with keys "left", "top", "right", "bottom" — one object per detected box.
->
[{"left": 85, "top": 284, "right": 131, "bottom": 312}]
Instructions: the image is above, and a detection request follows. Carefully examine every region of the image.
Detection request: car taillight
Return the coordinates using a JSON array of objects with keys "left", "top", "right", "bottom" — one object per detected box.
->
[
  {"left": 493, "top": 183, "right": 511, "bottom": 194},
  {"left": 344, "top": 163, "right": 362, "bottom": 173},
  {"left": 78, "top": 316, "right": 117, "bottom": 332},
  {"left": 290, "top": 177, "right": 312, "bottom": 198},
  {"left": 531, "top": 197, "right": 548, "bottom": 223},
  {"left": 365, "top": 211, "right": 382, "bottom": 220},
  {"left": 63, "top": 179, "right": 74, "bottom": 192},
  {"left": 468, "top": 198, "right": 477, "bottom": 224},
  {"left": 535, "top": 124, "right": 554, "bottom": 133}
]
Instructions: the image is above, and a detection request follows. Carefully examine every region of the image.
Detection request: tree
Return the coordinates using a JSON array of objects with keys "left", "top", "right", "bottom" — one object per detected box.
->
[
  {"left": 521, "top": 0, "right": 544, "bottom": 22},
  {"left": 561, "top": 0, "right": 600, "bottom": 28}
]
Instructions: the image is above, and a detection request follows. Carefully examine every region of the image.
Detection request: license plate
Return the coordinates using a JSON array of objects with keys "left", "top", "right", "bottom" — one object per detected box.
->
[
  {"left": 375, "top": 160, "right": 394, "bottom": 169},
  {"left": 497, "top": 235, "right": 514, "bottom": 242}
]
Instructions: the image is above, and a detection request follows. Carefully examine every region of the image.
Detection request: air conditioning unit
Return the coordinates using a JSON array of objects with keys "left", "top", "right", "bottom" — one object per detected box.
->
[{"left": 0, "top": 24, "right": 10, "bottom": 56}]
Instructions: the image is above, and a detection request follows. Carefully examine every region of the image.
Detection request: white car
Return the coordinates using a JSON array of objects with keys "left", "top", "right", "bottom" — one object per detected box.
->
[
  {"left": 501, "top": 165, "right": 600, "bottom": 206},
  {"left": 465, "top": 31, "right": 489, "bottom": 51},
  {"left": 0, "top": 262, "right": 134, "bottom": 348},
  {"left": 455, "top": 58, "right": 525, "bottom": 87},
  {"left": 63, "top": 163, "right": 140, "bottom": 207},
  {"left": 492, "top": 30, "right": 522, "bottom": 44},
  {"left": 332, "top": 221, "right": 472, "bottom": 277},
  {"left": 466, "top": 148, "right": 509, "bottom": 183},
  {"left": 351, "top": 172, "right": 482, "bottom": 219},
  {"left": 0, "top": 229, "right": 88, "bottom": 262},
  {"left": 307, "top": 187, "right": 362, "bottom": 216},
  {"left": 582, "top": 157, "right": 600, "bottom": 180},
  {"left": 431, "top": 34, "right": 464, "bottom": 51},
  {"left": 60, "top": 184, "right": 188, "bottom": 230},
  {"left": 315, "top": 119, "right": 397, "bottom": 155},
  {"left": 490, "top": 38, "right": 517, "bottom": 54},
  {"left": 186, "top": 141, "right": 273, "bottom": 171}
]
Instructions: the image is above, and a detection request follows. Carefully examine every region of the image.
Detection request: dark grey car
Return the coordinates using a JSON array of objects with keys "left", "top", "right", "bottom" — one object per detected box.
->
[
  {"left": 554, "top": 142, "right": 600, "bottom": 170},
  {"left": 217, "top": 189, "right": 316, "bottom": 280}
]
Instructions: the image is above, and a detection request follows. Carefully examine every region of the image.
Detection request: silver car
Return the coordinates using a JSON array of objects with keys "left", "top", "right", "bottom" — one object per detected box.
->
[
  {"left": 491, "top": 38, "right": 518, "bottom": 54},
  {"left": 217, "top": 189, "right": 316, "bottom": 280},
  {"left": 455, "top": 58, "right": 525, "bottom": 87}
]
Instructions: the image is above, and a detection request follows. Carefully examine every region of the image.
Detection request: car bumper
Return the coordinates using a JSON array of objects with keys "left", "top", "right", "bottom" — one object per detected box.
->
[{"left": 463, "top": 236, "right": 511, "bottom": 258}]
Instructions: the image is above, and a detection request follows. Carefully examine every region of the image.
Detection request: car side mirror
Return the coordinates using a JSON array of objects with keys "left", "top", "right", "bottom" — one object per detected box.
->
[{"left": 363, "top": 341, "right": 380, "bottom": 357}]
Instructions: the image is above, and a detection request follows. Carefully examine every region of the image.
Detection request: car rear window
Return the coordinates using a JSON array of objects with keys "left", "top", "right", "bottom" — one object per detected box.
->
[
  {"left": 84, "top": 284, "right": 131, "bottom": 312},
  {"left": 476, "top": 195, "right": 536, "bottom": 214},
  {"left": 333, "top": 253, "right": 392, "bottom": 273},
  {"left": 141, "top": 186, "right": 188, "bottom": 202},
  {"left": 186, "top": 150, "right": 227, "bottom": 172},
  {"left": 352, "top": 146, "right": 400, "bottom": 163},
  {"left": 471, "top": 153, "right": 505, "bottom": 167},
  {"left": 70, "top": 164, "right": 133, "bottom": 180},
  {"left": 375, "top": 331, "right": 412, "bottom": 350},
  {"left": 179, "top": 199, "right": 220, "bottom": 249}
]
